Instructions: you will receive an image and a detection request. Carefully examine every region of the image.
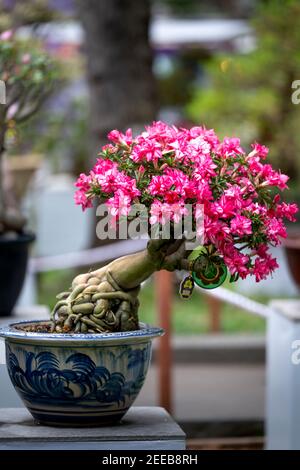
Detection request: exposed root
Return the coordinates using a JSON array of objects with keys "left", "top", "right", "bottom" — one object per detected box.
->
[
  {"left": 51, "top": 268, "right": 140, "bottom": 334},
  {"left": 51, "top": 238, "right": 188, "bottom": 334}
]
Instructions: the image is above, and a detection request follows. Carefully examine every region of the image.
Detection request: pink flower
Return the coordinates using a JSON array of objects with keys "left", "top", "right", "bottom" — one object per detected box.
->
[
  {"left": 149, "top": 201, "right": 188, "bottom": 225},
  {"left": 189, "top": 136, "right": 211, "bottom": 157},
  {"left": 275, "top": 202, "right": 298, "bottom": 222},
  {"left": 73, "top": 121, "right": 298, "bottom": 283},
  {"left": 7, "top": 103, "right": 18, "bottom": 120},
  {"left": 148, "top": 168, "right": 195, "bottom": 203},
  {"left": 145, "top": 121, "right": 178, "bottom": 143},
  {"left": 101, "top": 144, "right": 116, "bottom": 154},
  {"left": 138, "top": 165, "right": 145, "bottom": 176},
  {"left": 75, "top": 173, "right": 91, "bottom": 192},
  {"left": 247, "top": 155, "right": 263, "bottom": 174},
  {"left": 21, "top": 53, "right": 31, "bottom": 64},
  {"left": 74, "top": 190, "right": 93, "bottom": 210},
  {"left": 265, "top": 217, "right": 287, "bottom": 244},
  {"left": 252, "top": 250, "right": 278, "bottom": 282},
  {"left": 222, "top": 245, "right": 250, "bottom": 278},
  {"left": 0, "top": 30, "right": 13, "bottom": 41},
  {"left": 230, "top": 215, "right": 252, "bottom": 236},
  {"left": 74, "top": 173, "right": 93, "bottom": 210},
  {"left": 90, "top": 158, "right": 140, "bottom": 199},
  {"left": 93, "top": 158, "right": 116, "bottom": 175},
  {"left": 250, "top": 142, "right": 269, "bottom": 159},
  {"left": 131, "top": 138, "right": 162, "bottom": 163},
  {"left": 260, "top": 165, "right": 289, "bottom": 190},
  {"left": 204, "top": 216, "right": 231, "bottom": 245},
  {"left": 235, "top": 177, "right": 256, "bottom": 196},
  {"left": 149, "top": 200, "right": 163, "bottom": 225},
  {"left": 171, "top": 203, "right": 189, "bottom": 223},
  {"left": 149, "top": 200, "right": 172, "bottom": 225},
  {"left": 106, "top": 190, "right": 132, "bottom": 225},
  {"left": 192, "top": 154, "right": 217, "bottom": 179},
  {"left": 189, "top": 126, "right": 220, "bottom": 151},
  {"left": 108, "top": 128, "right": 132, "bottom": 146},
  {"left": 212, "top": 194, "right": 237, "bottom": 218},
  {"left": 217, "top": 137, "right": 244, "bottom": 158},
  {"left": 193, "top": 180, "right": 213, "bottom": 203}
]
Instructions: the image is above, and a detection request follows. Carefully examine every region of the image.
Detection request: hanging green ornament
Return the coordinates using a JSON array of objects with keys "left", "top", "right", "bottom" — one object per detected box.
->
[{"left": 188, "top": 246, "right": 227, "bottom": 289}]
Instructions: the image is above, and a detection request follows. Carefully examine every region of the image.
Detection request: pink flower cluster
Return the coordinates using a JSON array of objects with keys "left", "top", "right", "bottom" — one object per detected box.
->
[
  {"left": 75, "top": 159, "right": 140, "bottom": 212},
  {"left": 74, "top": 121, "right": 298, "bottom": 283}
]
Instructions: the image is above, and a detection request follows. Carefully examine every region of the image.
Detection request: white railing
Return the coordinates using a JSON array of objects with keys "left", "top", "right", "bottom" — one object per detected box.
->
[
  {"left": 198, "top": 285, "right": 272, "bottom": 319},
  {"left": 29, "top": 239, "right": 147, "bottom": 272}
]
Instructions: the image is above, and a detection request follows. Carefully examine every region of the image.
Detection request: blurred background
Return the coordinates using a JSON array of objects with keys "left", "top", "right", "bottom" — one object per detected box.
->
[{"left": 1, "top": 0, "right": 300, "bottom": 449}]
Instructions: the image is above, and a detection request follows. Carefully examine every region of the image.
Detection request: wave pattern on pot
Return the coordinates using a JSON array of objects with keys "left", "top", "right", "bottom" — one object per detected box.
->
[{"left": 6, "top": 342, "right": 151, "bottom": 423}]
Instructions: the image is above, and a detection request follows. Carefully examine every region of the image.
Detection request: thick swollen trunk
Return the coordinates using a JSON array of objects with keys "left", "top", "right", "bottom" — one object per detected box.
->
[{"left": 76, "top": 0, "right": 157, "bottom": 247}]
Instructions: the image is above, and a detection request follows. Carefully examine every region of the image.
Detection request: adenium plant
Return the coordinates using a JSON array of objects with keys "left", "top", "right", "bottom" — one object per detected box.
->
[{"left": 51, "top": 121, "right": 298, "bottom": 334}]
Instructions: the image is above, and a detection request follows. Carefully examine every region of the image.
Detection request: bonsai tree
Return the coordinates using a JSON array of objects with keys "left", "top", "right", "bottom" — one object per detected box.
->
[
  {"left": 0, "top": 31, "right": 57, "bottom": 235},
  {"left": 51, "top": 121, "right": 298, "bottom": 334}
]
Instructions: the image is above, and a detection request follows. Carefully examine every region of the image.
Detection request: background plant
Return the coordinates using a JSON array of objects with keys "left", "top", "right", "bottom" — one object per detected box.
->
[
  {"left": 0, "top": 31, "right": 58, "bottom": 234},
  {"left": 187, "top": 0, "right": 300, "bottom": 200}
]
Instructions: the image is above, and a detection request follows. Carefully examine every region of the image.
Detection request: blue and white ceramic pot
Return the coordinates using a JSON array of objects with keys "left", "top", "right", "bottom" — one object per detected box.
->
[{"left": 0, "top": 321, "right": 163, "bottom": 427}]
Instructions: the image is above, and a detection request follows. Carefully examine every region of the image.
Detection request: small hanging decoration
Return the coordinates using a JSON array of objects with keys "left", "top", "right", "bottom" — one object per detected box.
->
[
  {"left": 188, "top": 246, "right": 227, "bottom": 290},
  {"left": 179, "top": 275, "right": 194, "bottom": 299}
]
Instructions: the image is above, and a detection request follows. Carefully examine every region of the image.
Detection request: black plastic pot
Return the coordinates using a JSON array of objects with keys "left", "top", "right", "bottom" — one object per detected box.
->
[{"left": 0, "top": 233, "right": 35, "bottom": 316}]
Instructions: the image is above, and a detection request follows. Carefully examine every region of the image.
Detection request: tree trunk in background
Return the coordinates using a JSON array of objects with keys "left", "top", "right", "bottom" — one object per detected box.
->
[
  {"left": 76, "top": 0, "right": 157, "bottom": 164},
  {"left": 76, "top": 0, "right": 157, "bottom": 247}
]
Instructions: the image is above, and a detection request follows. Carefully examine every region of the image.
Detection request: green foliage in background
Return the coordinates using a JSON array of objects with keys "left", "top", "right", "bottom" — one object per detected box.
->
[
  {"left": 187, "top": 0, "right": 300, "bottom": 189},
  {"left": 156, "top": 0, "right": 253, "bottom": 18},
  {"left": 15, "top": 97, "right": 89, "bottom": 175},
  {"left": 0, "top": 32, "right": 60, "bottom": 233},
  {"left": 0, "top": 34, "right": 58, "bottom": 127},
  {"left": 0, "top": 0, "right": 59, "bottom": 32},
  {"left": 37, "top": 99, "right": 89, "bottom": 175}
]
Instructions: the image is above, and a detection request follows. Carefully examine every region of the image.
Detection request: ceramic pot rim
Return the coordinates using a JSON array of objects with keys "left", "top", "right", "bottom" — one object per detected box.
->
[{"left": 0, "top": 320, "right": 164, "bottom": 344}]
